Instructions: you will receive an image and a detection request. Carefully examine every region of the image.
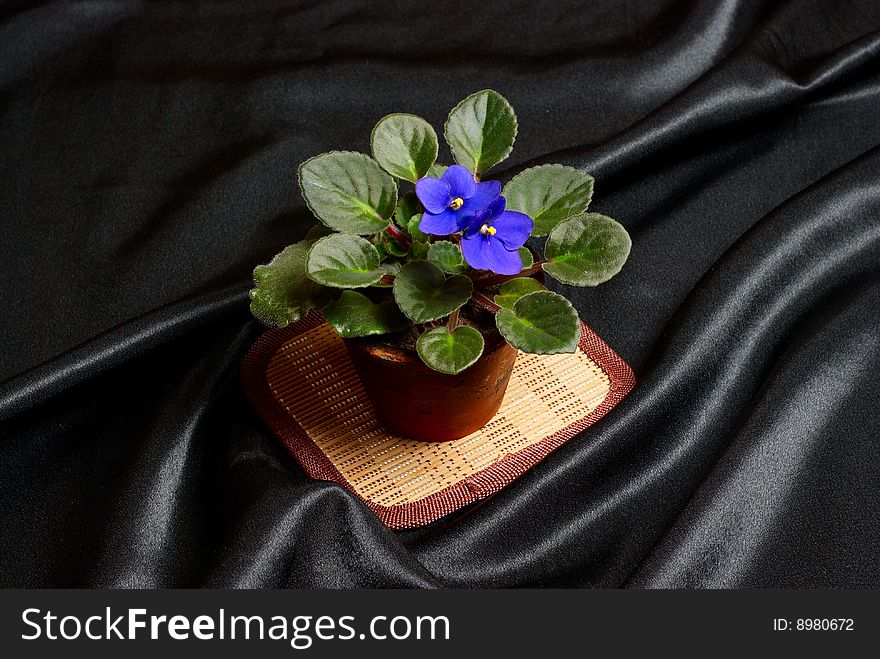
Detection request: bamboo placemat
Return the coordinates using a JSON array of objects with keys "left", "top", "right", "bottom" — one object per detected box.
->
[{"left": 242, "top": 311, "right": 635, "bottom": 530}]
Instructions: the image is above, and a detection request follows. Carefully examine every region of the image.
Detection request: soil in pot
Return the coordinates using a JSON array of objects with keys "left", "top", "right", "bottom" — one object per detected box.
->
[{"left": 344, "top": 302, "right": 517, "bottom": 442}]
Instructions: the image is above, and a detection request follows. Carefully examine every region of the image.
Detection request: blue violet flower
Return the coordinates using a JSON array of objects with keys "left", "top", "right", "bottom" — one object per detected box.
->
[
  {"left": 460, "top": 195, "right": 533, "bottom": 275},
  {"left": 416, "top": 165, "right": 502, "bottom": 235},
  {"left": 415, "top": 164, "right": 533, "bottom": 274}
]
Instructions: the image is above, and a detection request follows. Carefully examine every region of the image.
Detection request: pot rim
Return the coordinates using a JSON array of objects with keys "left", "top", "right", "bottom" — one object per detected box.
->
[{"left": 346, "top": 328, "right": 510, "bottom": 365}]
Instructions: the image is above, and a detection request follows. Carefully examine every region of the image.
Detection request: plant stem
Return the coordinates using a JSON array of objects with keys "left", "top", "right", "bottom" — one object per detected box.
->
[
  {"left": 473, "top": 262, "right": 546, "bottom": 289},
  {"left": 384, "top": 223, "right": 411, "bottom": 248},
  {"left": 447, "top": 307, "right": 460, "bottom": 332}
]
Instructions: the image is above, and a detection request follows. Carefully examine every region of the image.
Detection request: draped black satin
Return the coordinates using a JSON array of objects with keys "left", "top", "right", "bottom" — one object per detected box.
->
[{"left": 1, "top": 0, "right": 879, "bottom": 588}]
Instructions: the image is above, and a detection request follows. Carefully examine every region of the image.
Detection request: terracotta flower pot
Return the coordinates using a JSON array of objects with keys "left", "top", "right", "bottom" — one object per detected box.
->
[{"left": 344, "top": 332, "right": 518, "bottom": 442}]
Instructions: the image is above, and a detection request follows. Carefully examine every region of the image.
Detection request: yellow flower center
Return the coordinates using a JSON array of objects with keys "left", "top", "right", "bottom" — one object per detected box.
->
[
  {"left": 449, "top": 197, "right": 464, "bottom": 210},
  {"left": 479, "top": 224, "right": 497, "bottom": 236}
]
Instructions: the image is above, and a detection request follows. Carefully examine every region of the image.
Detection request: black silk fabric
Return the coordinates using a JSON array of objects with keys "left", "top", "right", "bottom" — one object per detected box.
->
[{"left": 2, "top": 0, "right": 879, "bottom": 588}]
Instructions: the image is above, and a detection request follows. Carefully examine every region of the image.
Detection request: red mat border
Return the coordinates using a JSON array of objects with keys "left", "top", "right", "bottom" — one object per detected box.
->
[{"left": 241, "top": 294, "right": 635, "bottom": 530}]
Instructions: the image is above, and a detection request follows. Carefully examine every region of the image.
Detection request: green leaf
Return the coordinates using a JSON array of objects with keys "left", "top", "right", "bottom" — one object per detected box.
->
[
  {"left": 371, "top": 260, "right": 400, "bottom": 288},
  {"left": 493, "top": 277, "right": 544, "bottom": 309},
  {"left": 381, "top": 232, "right": 409, "bottom": 258},
  {"left": 393, "top": 261, "right": 473, "bottom": 323},
  {"left": 322, "top": 290, "right": 409, "bottom": 338},
  {"left": 409, "top": 239, "right": 430, "bottom": 260},
  {"left": 373, "top": 240, "right": 389, "bottom": 262},
  {"left": 427, "top": 240, "right": 467, "bottom": 274},
  {"left": 304, "top": 224, "right": 333, "bottom": 242},
  {"left": 503, "top": 164, "right": 595, "bottom": 236},
  {"left": 407, "top": 213, "right": 428, "bottom": 242},
  {"left": 394, "top": 191, "right": 421, "bottom": 229},
  {"left": 543, "top": 213, "right": 632, "bottom": 286},
  {"left": 393, "top": 193, "right": 429, "bottom": 242},
  {"left": 298, "top": 151, "right": 397, "bottom": 235},
  {"left": 426, "top": 163, "right": 448, "bottom": 178},
  {"left": 249, "top": 240, "right": 335, "bottom": 328},
  {"left": 371, "top": 113, "right": 438, "bottom": 182},
  {"left": 417, "top": 326, "right": 485, "bottom": 374},
  {"left": 381, "top": 260, "right": 401, "bottom": 277},
  {"left": 444, "top": 90, "right": 517, "bottom": 175},
  {"left": 306, "top": 234, "right": 384, "bottom": 288},
  {"left": 496, "top": 291, "right": 580, "bottom": 354},
  {"left": 518, "top": 246, "right": 534, "bottom": 270}
]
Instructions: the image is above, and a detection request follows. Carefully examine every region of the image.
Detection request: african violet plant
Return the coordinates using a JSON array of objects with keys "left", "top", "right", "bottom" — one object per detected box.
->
[{"left": 250, "top": 90, "right": 631, "bottom": 375}]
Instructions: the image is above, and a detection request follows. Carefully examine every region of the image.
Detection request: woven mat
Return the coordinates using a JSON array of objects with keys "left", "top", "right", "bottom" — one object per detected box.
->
[{"left": 242, "top": 312, "right": 635, "bottom": 530}]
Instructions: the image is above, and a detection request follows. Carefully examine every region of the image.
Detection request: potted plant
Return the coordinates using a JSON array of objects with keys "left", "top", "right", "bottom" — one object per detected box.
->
[{"left": 249, "top": 90, "right": 631, "bottom": 441}]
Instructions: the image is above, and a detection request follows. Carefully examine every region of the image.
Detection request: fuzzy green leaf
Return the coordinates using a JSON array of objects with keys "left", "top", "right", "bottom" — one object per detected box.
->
[
  {"left": 503, "top": 164, "right": 595, "bottom": 236},
  {"left": 543, "top": 213, "right": 631, "bottom": 286},
  {"left": 306, "top": 234, "right": 384, "bottom": 288},
  {"left": 409, "top": 238, "right": 430, "bottom": 260},
  {"left": 374, "top": 241, "right": 389, "bottom": 262},
  {"left": 518, "top": 246, "right": 534, "bottom": 269},
  {"left": 393, "top": 261, "right": 473, "bottom": 323},
  {"left": 417, "top": 326, "right": 485, "bottom": 374},
  {"left": 249, "top": 239, "right": 335, "bottom": 328},
  {"left": 493, "top": 277, "right": 544, "bottom": 309},
  {"left": 304, "top": 224, "right": 333, "bottom": 242},
  {"left": 393, "top": 193, "right": 429, "bottom": 242},
  {"left": 496, "top": 291, "right": 580, "bottom": 354},
  {"left": 298, "top": 151, "right": 397, "bottom": 235},
  {"left": 445, "top": 90, "right": 517, "bottom": 175},
  {"left": 381, "top": 260, "right": 401, "bottom": 277},
  {"left": 407, "top": 214, "right": 428, "bottom": 242},
  {"left": 323, "top": 290, "right": 409, "bottom": 338},
  {"left": 426, "top": 163, "right": 448, "bottom": 178},
  {"left": 381, "top": 232, "right": 409, "bottom": 258},
  {"left": 394, "top": 191, "right": 421, "bottom": 228},
  {"left": 371, "top": 114, "right": 438, "bottom": 182},
  {"left": 371, "top": 260, "right": 401, "bottom": 288},
  {"left": 427, "top": 241, "right": 467, "bottom": 274}
]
